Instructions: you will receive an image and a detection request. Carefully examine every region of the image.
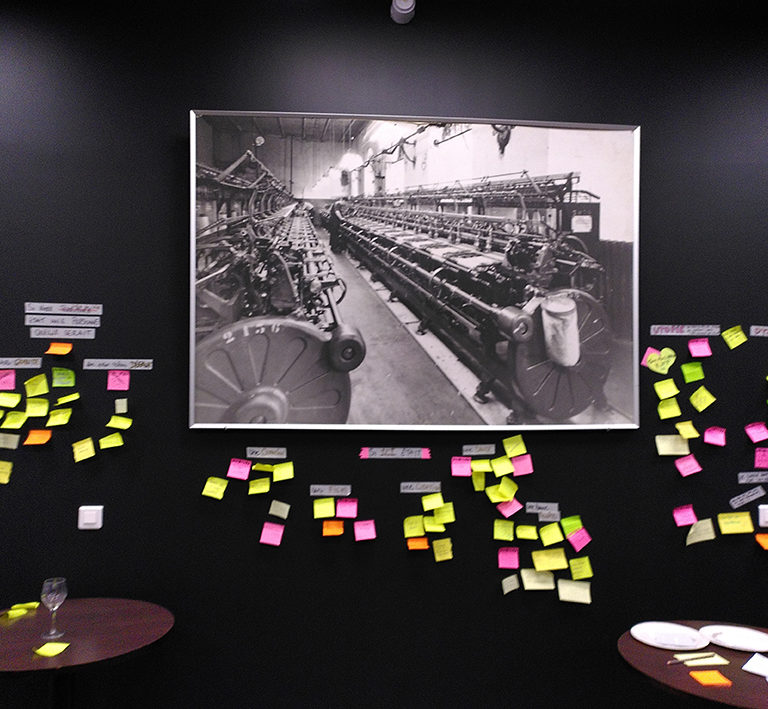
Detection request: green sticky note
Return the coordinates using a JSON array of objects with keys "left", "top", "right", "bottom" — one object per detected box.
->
[
  {"left": 24, "top": 373, "right": 49, "bottom": 397},
  {"left": 658, "top": 397, "right": 681, "bottom": 420},
  {"left": 248, "top": 477, "right": 271, "bottom": 495},
  {"left": 517, "top": 525, "right": 538, "bottom": 540},
  {"left": 1, "top": 411, "right": 27, "bottom": 429},
  {"left": 569, "top": 556, "right": 593, "bottom": 580},
  {"left": 313, "top": 497, "right": 336, "bottom": 519},
  {"left": 539, "top": 522, "right": 564, "bottom": 546},
  {"left": 653, "top": 378, "right": 679, "bottom": 400},
  {"left": 403, "top": 515, "right": 425, "bottom": 538},
  {"left": 0, "top": 392, "right": 22, "bottom": 408},
  {"left": 680, "top": 361, "right": 705, "bottom": 383},
  {"left": 98, "top": 432, "right": 124, "bottom": 449},
  {"left": 421, "top": 492, "right": 444, "bottom": 511},
  {"left": 493, "top": 519, "right": 515, "bottom": 541},
  {"left": 201, "top": 476, "right": 228, "bottom": 500},
  {"left": 560, "top": 515, "right": 583, "bottom": 536},
  {"left": 272, "top": 461, "right": 294, "bottom": 481},
  {"left": 46, "top": 408, "right": 72, "bottom": 427},
  {"left": 433, "top": 501, "right": 455, "bottom": 524},
  {"left": 51, "top": 367, "right": 75, "bottom": 388},
  {"left": 490, "top": 455, "right": 514, "bottom": 478},
  {"left": 690, "top": 385, "right": 716, "bottom": 412}
]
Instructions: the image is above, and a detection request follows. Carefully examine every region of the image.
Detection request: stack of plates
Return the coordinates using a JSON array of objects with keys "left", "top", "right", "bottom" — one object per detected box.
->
[{"left": 630, "top": 621, "right": 768, "bottom": 652}]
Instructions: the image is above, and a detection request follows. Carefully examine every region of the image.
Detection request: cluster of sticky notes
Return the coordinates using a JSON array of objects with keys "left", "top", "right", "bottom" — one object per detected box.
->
[
  {"left": 203, "top": 457, "right": 295, "bottom": 502},
  {"left": 403, "top": 490, "right": 455, "bottom": 560},
  {"left": 313, "top": 495, "right": 377, "bottom": 542},
  {"left": 2, "top": 601, "right": 40, "bottom": 620}
]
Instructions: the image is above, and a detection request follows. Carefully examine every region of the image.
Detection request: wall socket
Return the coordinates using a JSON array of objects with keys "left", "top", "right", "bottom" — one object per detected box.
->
[{"left": 78, "top": 505, "right": 104, "bottom": 530}]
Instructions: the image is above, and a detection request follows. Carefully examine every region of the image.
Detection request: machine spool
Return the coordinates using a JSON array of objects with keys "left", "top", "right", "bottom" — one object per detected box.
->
[{"left": 540, "top": 295, "right": 580, "bottom": 366}]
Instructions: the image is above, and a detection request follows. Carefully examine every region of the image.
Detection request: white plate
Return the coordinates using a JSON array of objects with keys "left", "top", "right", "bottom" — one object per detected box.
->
[
  {"left": 630, "top": 621, "right": 710, "bottom": 650},
  {"left": 699, "top": 625, "right": 768, "bottom": 652}
]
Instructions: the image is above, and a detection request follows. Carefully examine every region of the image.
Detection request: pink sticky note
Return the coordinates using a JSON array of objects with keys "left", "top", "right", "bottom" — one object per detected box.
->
[
  {"left": 641, "top": 347, "right": 660, "bottom": 367},
  {"left": 511, "top": 453, "right": 534, "bottom": 476},
  {"left": 353, "top": 519, "right": 376, "bottom": 541},
  {"left": 673, "top": 504, "right": 698, "bottom": 526},
  {"left": 107, "top": 370, "right": 130, "bottom": 391},
  {"left": 0, "top": 369, "right": 15, "bottom": 390},
  {"left": 496, "top": 499, "right": 523, "bottom": 518},
  {"left": 226, "top": 457, "right": 252, "bottom": 480},
  {"left": 336, "top": 498, "right": 358, "bottom": 519},
  {"left": 688, "top": 338, "right": 712, "bottom": 357},
  {"left": 567, "top": 526, "right": 592, "bottom": 552},
  {"left": 359, "top": 447, "right": 370, "bottom": 459},
  {"left": 755, "top": 448, "right": 768, "bottom": 469},
  {"left": 703, "top": 427, "right": 727, "bottom": 446},
  {"left": 675, "top": 454, "right": 702, "bottom": 477},
  {"left": 498, "top": 547, "right": 519, "bottom": 569},
  {"left": 746, "top": 422, "right": 768, "bottom": 443},
  {"left": 259, "top": 521, "right": 284, "bottom": 546},
  {"left": 451, "top": 456, "right": 472, "bottom": 477},
  {"left": 421, "top": 448, "right": 431, "bottom": 459}
]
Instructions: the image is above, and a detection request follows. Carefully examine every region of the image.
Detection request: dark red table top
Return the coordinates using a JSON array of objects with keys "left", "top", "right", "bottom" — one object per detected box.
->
[
  {"left": 618, "top": 620, "right": 768, "bottom": 708},
  {"left": 0, "top": 597, "right": 174, "bottom": 672}
]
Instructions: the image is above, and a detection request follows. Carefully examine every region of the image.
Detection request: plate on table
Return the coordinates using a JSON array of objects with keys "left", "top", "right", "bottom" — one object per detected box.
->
[
  {"left": 630, "top": 621, "right": 710, "bottom": 650},
  {"left": 699, "top": 625, "right": 768, "bottom": 652}
]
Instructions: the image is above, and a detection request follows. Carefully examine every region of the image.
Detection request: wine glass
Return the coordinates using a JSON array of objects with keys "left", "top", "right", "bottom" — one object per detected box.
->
[{"left": 40, "top": 577, "right": 67, "bottom": 640}]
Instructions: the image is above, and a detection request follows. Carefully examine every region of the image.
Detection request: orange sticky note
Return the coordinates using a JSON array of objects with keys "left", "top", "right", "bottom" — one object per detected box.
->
[
  {"left": 406, "top": 536, "right": 429, "bottom": 550},
  {"left": 322, "top": 519, "right": 344, "bottom": 537},
  {"left": 24, "top": 429, "right": 52, "bottom": 445},
  {"left": 45, "top": 342, "right": 73, "bottom": 355},
  {"left": 756, "top": 533, "right": 768, "bottom": 550},
  {"left": 689, "top": 670, "right": 732, "bottom": 687}
]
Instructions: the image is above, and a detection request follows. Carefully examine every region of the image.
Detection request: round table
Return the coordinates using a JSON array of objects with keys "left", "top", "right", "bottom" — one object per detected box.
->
[{"left": 618, "top": 620, "right": 768, "bottom": 708}]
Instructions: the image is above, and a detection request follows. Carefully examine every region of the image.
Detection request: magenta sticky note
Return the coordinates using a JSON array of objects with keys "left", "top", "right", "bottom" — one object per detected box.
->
[
  {"left": 496, "top": 499, "right": 523, "bottom": 518},
  {"left": 688, "top": 338, "right": 712, "bottom": 357},
  {"left": 497, "top": 547, "right": 519, "bottom": 569},
  {"left": 703, "top": 426, "right": 727, "bottom": 446},
  {"left": 0, "top": 369, "right": 15, "bottom": 391},
  {"left": 421, "top": 448, "right": 431, "bottom": 459},
  {"left": 567, "top": 526, "right": 592, "bottom": 552},
  {"left": 451, "top": 456, "right": 472, "bottom": 477},
  {"left": 511, "top": 453, "right": 534, "bottom": 476},
  {"left": 675, "top": 454, "right": 702, "bottom": 477},
  {"left": 259, "top": 521, "right": 284, "bottom": 546},
  {"left": 226, "top": 457, "right": 252, "bottom": 480},
  {"left": 755, "top": 448, "right": 768, "bottom": 469},
  {"left": 336, "top": 498, "right": 358, "bottom": 518},
  {"left": 641, "top": 347, "right": 660, "bottom": 367},
  {"left": 107, "top": 370, "right": 130, "bottom": 391},
  {"left": 359, "top": 447, "right": 370, "bottom": 459},
  {"left": 353, "top": 519, "right": 376, "bottom": 541},
  {"left": 745, "top": 422, "right": 768, "bottom": 443},
  {"left": 673, "top": 504, "right": 698, "bottom": 526}
]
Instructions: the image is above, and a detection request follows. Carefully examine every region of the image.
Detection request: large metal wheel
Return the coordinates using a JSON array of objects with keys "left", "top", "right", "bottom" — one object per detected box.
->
[
  {"left": 195, "top": 317, "right": 351, "bottom": 424},
  {"left": 512, "top": 289, "right": 612, "bottom": 420}
]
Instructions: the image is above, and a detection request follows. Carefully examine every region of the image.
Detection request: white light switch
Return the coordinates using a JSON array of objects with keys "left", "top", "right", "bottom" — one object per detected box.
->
[
  {"left": 78, "top": 505, "right": 103, "bottom": 530},
  {"left": 759, "top": 504, "right": 768, "bottom": 528}
]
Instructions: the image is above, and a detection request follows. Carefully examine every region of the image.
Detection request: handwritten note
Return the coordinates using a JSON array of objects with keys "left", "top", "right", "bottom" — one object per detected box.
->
[
  {"left": 755, "top": 448, "right": 768, "bottom": 469},
  {"left": 0, "top": 370, "right": 15, "bottom": 390},
  {"left": 72, "top": 437, "right": 95, "bottom": 462},
  {"left": 0, "top": 412, "right": 26, "bottom": 429},
  {"left": 25, "top": 398, "right": 49, "bottom": 417},
  {"left": 517, "top": 525, "right": 538, "bottom": 540},
  {"left": 450, "top": 456, "right": 472, "bottom": 477},
  {"left": 491, "top": 455, "right": 514, "bottom": 477},
  {"left": 24, "top": 374, "right": 49, "bottom": 397},
  {"left": 511, "top": 453, "right": 534, "bottom": 476},
  {"left": 566, "top": 526, "right": 592, "bottom": 552},
  {"left": 686, "top": 518, "right": 716, "bottom": 545},
  {"left": 201, "top": 476, "right": 228, "bottom": 500},
  {"left": 313, "top": 497, "right": 336, "bottom": 519},
  {"left": 248, "top": 477, "right": 270, "bottom": 495},
  {"left": 98, "top": 432, "right": 124, "bottom": 449},
  {"left": 107, "top": 370, "right": 130, "bottom": 391},
  {"left": 655, "top": 435, "right": 690, "bottom": 456},
  {"left": 51, "top": 367, "right": 75, "bottom": 388},
  {"left": 520, "top": 568, "right": 555, "bottom": 590},
  {"left": 272, "top": 461, "right": 294, "bottom": 481},
  {"left": 496, "top": 499, "right": 523, "bottom": 518},
  {"left": 24, "top": 429, "right": 51, "bottom": 445},
  {"left": 268, "top": 500, "right": 291, "bottom": 519},
  {"left": 432, "top": 537, "right": 453, "bottom": 562},
  {"left": 569, "top": 556, "right": 593, "bottom": 580},
  {"left": 501, "top": 574, "right": 520, "bottom": 594},
  {"left": 406, "top": 536, "right": 429, "bottom": 550},
  {"left": 226, "top": 458, "right": 252, "bottom": 480},
  {"left": 717, "top": 511, "right": 754, "bottom": 534},
  {"left": 0, "top": 460, "right": 13, "bottom": 484},
  {"left": 539, "top": 522, "right": 565, "bottom": 546},
  {"left": 335, "top": 498, "right": 358, "bottom": 518},
  {"left": 654, "top": 379, "right": 680, "bottom": 399},
  {"left": 45, "top": 342, "right": 73, "bottom": 355},
  {"left": 421, "top": 492, "right": 444, "bottom": 511},
  {"left": 680, "top": 362, "right": 705, "bottom": 383},
  {"left": 322, "top": 519, "right": 344, "bottom": 536},
  {"left": 721, "top": 325, "right": 747, "bottom": 350},
  {"left": 0, "top": 392, "right": 21, "bottom": 408},
  {"left": 497, "top": 547, "right": 519, "bottom": 569},
  {"left": 690, "top": 386, "right": 716, "bottom": 412},
  {"left": 106, "top": 415, "right": 133, "bottom": 430},
  {"left": 502, "top": 435, "right": 527, "bottom": 458},
  {"left": 532, "top": 547, "right": 568, "bottom": 571},
  {"left": 658, "top": 397, "right": 681, "bottom": 419},
  {"left": 676, "top": 421, "right": 700, "bottom": 439}
]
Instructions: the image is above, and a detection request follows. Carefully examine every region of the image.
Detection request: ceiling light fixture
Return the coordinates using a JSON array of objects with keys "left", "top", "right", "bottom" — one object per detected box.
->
[{"left": 391, "top": 0, "right": 415, "bottom": 24}]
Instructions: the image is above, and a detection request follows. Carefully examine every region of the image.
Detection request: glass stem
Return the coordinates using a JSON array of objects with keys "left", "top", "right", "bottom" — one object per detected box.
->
[{"left": 50, "top": 609, "right": 57, "bottom": 635}]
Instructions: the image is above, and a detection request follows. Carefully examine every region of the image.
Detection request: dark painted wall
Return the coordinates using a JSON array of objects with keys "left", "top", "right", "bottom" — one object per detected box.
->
[{"left": 1, "top": 2, "right": 767, "bottom": 707}]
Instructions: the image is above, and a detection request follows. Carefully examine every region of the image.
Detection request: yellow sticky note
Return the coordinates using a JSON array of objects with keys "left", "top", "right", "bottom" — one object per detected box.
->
[
  {"left": 654, "top": 378, "right": 680, "bottom": 400},
  {"left": 46, "top": 408, "right": 72, "bottom": 427},
  {"left": 201, "top": 476, "right": 228, "bottom": 500},
  {"left": 34, "top": 642, "right": 70, "bottom": 657},
  {"left": 470, "top": 458, "right": 493, "bottom": 473},
  {"left": 658, "top": 397, "right": 681, "bottom": 420},
  {"left": 432, "top": 537, "right": 453, "bottom": 562},
  {"left": 557, "top": 579, "right": 592, "bottom": 604},
  {"left": 517, "top": 525, "right": 538, "bottom": 540},
  {"left": 531, "top": 547, "right": 569, "bottom": 571},
  {"left": 421, "top": 492, "right": 444, "bottom": 511},
  {"left": 24, "top": 374, "right": 49, "bottom": 397},
  {"left": 272, "top": 461, "right": 294, "bottom": 481},
  {"left": 689, "top": 669, "right": 732, "bottom": 687},
  {"left": 569, "top": 556, "right": 593, "bottom": 580},
  {"left": 11, "top": 601, "right": 40, "bottom": 610},
  {"left": 98, "top": 432, "right": 124, "bottom": 449},
  {"left": 0, "top": 392, "right": 22, "bottom": 408},
  {"left": 25, "top": 397, "right": 49, "bottom": 417},
  {"left": 676, "top": 420, "right": 700, "bottom": 439},
  {"left": 690, "top": 385, "right": 716, "bottom": 412},
  {"left": 493, "top": 519, "right": 515, "bottom": 541},
  {"left": 717, "top": 511, "right": 754, "bottom": 534},
  {"left": 539, "top": 522, "right": 565, "bottom": 546},
  {"left": 106, "top": 415, "right": 133, "bottom": 430},
  {"left": 485, "top": 484, "right": 506, "bottom": 503},
  {"left": 56, "top": 392, "right": 80, "bottom": 405},
  {"left": 1, "top": 411, "right": 27, "bottom": 429},
  {"left": 251, "top": 463, "right": 274, "bottom": 472},
  {"left": 423, "top": 516, "right": 445, "bottom": 533},
  {"left": 24, "top": 429, "right": 51, "bottom": 446},
  {"left": 721, "top": 325, "right": 747, "bottom": 350},
  {"left": 72, "top": 437, "right": 96, "bottom": 462},
  {"left": 0, "top": 460, "right": 12, "bottom": 484},
  {"left": 248, "top": 477, "right": 271, "bottom": 495},
  {"left": 471, "top": 469, "right": 485, "bottom": 492},
  {"left": 491, "top": 455, "right": 514, "bottom": 478},
  {"left": 403, "top": 515, "right": 425, "bottom": 538},
  {"left": 497, "top": 476, "right": 518, "bottom": 500},
  {"left": 502, "top": 435, "right": 526, "bottom": 458},
  {"left": 5, "top": 608, "right": 27, "bottom": 619},
  {"left": 313, "top": 497, "right": 336, "bottom": 519},
  {"left": 433, "top": 502, "right": 455, "bottom": 524}
]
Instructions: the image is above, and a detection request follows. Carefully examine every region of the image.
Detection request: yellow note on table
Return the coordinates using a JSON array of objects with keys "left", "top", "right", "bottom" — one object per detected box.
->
[
  {"left": 689, "top": 669, "right": 732, "bottom": 687},
  {"left": 569, "top": 556, "right": 593, "bottom": 580},
  {"left": 517, "top": 525, "right": 539, "bottom": 540},
  {"left": 721, "top": 325, "right": 747, "bottom": 350},
  {"left": 433, "top": 502, "right": 455, "bottom": 524},
  {"left": 675, "top": 652, "right": 729, "bottom": 667},
  {"left": 493, "top": 519, "right": 515, "bottom": 541},
  {"left": 72, "top": 437, "right": 95, "bottom": 462},
  {"left": 491, "top": 455, "right": 514, "bottom": 477},
  {"left": 531, "top": 547, "right": 569, "bottom": 571},
  {"left": 272, "top": 461, "right": 294, "bottom": 481},
  {"left": 423, "top": 516, "right": 445, "bottom": 533},
  {"left": 34, "top": 642, "right": 70, "bottom": 657},
  {"left": 0, "top": 392, "right": 22, "bottom": 408},
  {"left": 654, "top": 378, "right": 680, "bottom": 400},
  {"left": 46, "top": 408, "right": 72, "bottom": 427},
  {"left": 421, "top": 492, "right": 444, "bottom": 511},
  {"left": 201, "top": 476, "right": 228, "bottom": 500},
  {"left": 5, "top": 608, "right": 27, "bottom": 619},
  {"left": 24, "top": 374, "right": 49, "bottom": 397},
  {"left": 717, "top": 511, "right": 754, "bottom": 534},
  {"left": 106, "top": 415, "right": 133, "bottom": 430},
  {"left": 313, "top": 497, "right": 336, "bottom": 519},
  {"left": 11, "top": 601, "right": 40, "bottom": 610},
  {"left": 1, "top": 412, "right": 27, "bottom": 429},
  {"left": 676, "top": 420, "right": 700, "bottom": 439},
  {"left": 98, "top": 432, "right": 124, "bottom": 449},
  {"left": 690, "top": 386, "right": 716, "bottom": 412},
  {"left": 520, "top": 568, "right": 555, "bottom": 590},
  {"left": 557, "top": 579, "right": 592, "bottom": 604},
  {"left": 25, "top": 397, "right": 49, "bottom": 417},
  {"left": 432, "top": 537, "right": 453, "bottom": 562},
  {"left": 248, "top": 477, "right": 270, "bottom": 495},
  {"left": 539, "top": 522, "right": 564, "bottom": 546},
  {"left": 0, "top": 460, "right": 12, "bottom": 484},
  {"left": 502, "top": 434, "right": 526, "bottom": 458},
  {"left": 658, "top": 397, "right": 681, "bottom": 420},
  {"left": 403, "top": 515, "right": 425, "bottom": 538}
]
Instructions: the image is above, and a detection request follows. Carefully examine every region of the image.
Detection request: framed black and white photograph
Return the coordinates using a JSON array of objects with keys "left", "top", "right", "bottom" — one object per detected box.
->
[{"left": 190, "top": 111, "right": 639, "bottom": 430}]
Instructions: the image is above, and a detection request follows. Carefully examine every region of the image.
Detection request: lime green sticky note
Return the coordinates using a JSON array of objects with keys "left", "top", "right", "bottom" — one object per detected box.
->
[
  {"left": 403, "top": 515, "right": 425, "bottom": 538},
  {"left": 51, "top": 367, "right": 75, "bottom": 388},
  {"left": 676, "top": 420, "right": 700, "bottom": 439},
  {"left": 471, "top": 458, "right": 493, "bottom": 473},
  {"left": 34, "top": 642, "right": 69, "bottom": 657},
  {"left": 471, "top": 469, "right": 485, "bottom": 492},
  {"left": 491, "top": 455, "right": 514, "bottom": 478},
  {"left": 722, "top": 325, "right": 747, "bottom": 350},
  {"left": 313, "top": 497, "right": 336, "bottom": 519},
  {"left": 658, "top": 397, "right": 681, "bottom": 420},
  {"left": 56, "top": 392, "right": 80, "bottom": 405},
  {"left": 432, "top": 537, "right": 453, "bottom": 562},
  {"left": 531, "top": 547, "right": 569, "bottom": 571},
  {"left": 680, "top": 361, "right": 705, "bottom": 383},
  {"left": 0, "top": 392, "right": 22, "bottom": 408},
  {"left": 25, "top": 397, "right": 49, "bottom": 417},
  {"left": 502, "top": 434, "right": 526, "bottom": 458},
  {"left": 569, "top": 556, "right": 593, "bottom": 580},
  {"left": 690, "top": 385, "right": 716, "bottom": 412},
  {"left": 248, "top": 477, "right": 271, "bottom": 495},
  {"left": 1, "top": 411, "right": 27, "bottom": 429},
  {"left": 98, "top": 432, "right": 124, "bottom": 449},
  {"left": 272, "top": 461, "right": 294, "bottom": 481},
  {"left": 5, "top": 608, "right": 27, "bottom": 619},
  {"left": 24, "top": 373, "right": 49, "bottom": 397},
  {"left": 654, "top": 378, "right": 679, "bottom": 400},
  {"left": 539, "top": 522, "right": 565, "bottom": 546},
  {"left": 493, "top": 519, "right": 515, "bottom": 541},
  {"left": 560, "top": 515, "right": 583, "bottom": 536},
  {"left": 421, "top": 492, "right": 444, "bottom": 511},
  {"left": 517, "top": 525, "right": 538, "bottom": 540},
  {"left": 11, "top": 601, "right": 40, "bottom": 610},
  {"left": 0, "top": 460, "right": 12, "bottom": 484},
  {"left": 72, "top": 437, "right": 96, "bottom": 462},
  {"left": 106, "top": 415, "right": 133, "bottom": 430},
  {"left": 717, "top": 511, "right": 754, "bottom": 534},
  {"left": 46, "top": 408, "right": 72, "bottom": 427},
  {"left": 201, "top": 476, "right": 228, "bottom": 500},
  {"left": 497, "top": 475, "right": 518, "bottom": 500},
  {"left": 433, "top": 501, "right": 455, "bottom": 524},
  {"left": 423, "top": 516, "right": 445, "bottom": 533}
]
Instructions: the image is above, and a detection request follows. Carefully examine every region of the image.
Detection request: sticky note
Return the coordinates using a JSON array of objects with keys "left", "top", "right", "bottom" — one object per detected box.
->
[
  {"left": 354, "top": 519, "right": 376, "bottom": 541},
  {"left": 471, "top": 458, "right": 492, "bottom": 472},
  {"left": 647, "top": 347, "right": 676, "bottom": 374},
  {"left": 0, "top": 460, "right": 12, "bottom": 484},
  {"left": 431, "top": 504, "right": 454, "bottom": 529},
  {"left": 114, "top": 398, "right": 128, "bottom": 414},
  {"left": 313, "top": 497, "right": 336, "bottom": 519},
  {"left": 98, "top": 432, "right": 124, "bottom": 449},
  {"left": 675, "top": 420, "right": 700, "bottom": 439},
  {"left": 56, "top": 392, "right": 80, "bottom": 405},
  {"left": 259, "top": 521, "right": 284, "bottom": 546},
  {"left": 502, "top": 435, "right": 526, "bottom": 458},
  {"left": 569, "top": 556, "right": 593, "bottom": 580},
  {"left": 0, "top": 369, "right": 15, "bottom": 390},
  {"left": 498, "top": 547, "right": 519, "bottom": 569},
  {"left": 432, "top": 537, "right": 453, "bottom": 562},
  {"left": 655, "top": 434, "right": 690, "bottom": 456},
  {"left": 471, "top": 469, "right": 485, "bottom": 492},
  {"left": 272, "top": 461, "right": 294, "bottom": 481},
  {"left": 704, "top": 427, "right": 727, "bottom": 446},
  {"left": 403, "top": 515, "right": 425, "bottom": 537},
  {"left": 106, "top": 415, "right": 133, "bottom": 430},
  {"left": 24, "top": 429, "right": 51, "bottom": 445},
  {"left": 557, "top": 579, "right": 592, "bottom": 604},
  {"left": 493, "top": 519, "right": 515, "bottom": 541},
  {"left": 673, "top": 504, "right": 698, "bottom": 526},
  {"left": 688, "top": 338, "right": 712, "bottom": 357},
  {"left": 640, "top": 346, "right": 659, "bottom": 367},
  {"left": 45, "top": 342, "right": 72, "bottom": 355},
  {"left": 322, "top": 519, "right": 344, "bottom": 536},
  {"left": 251, "top": 463, "right": 274, "bottom": 473},
  {"left": 498, "top": 476, "right": 519, "bottom": 501},
  {"left": 24, "top": 374, "right": 48, "bottom": 397},
  {"left": 680, "top": 362, "right": 705, "bottom": 383},
  {"left": 51, "top": 367, "right": 75, "bottom": 388},
  {"left": 539, "top": 522, "right": 565, "bottom": 546},
  {"left": 756, "top": 534, "right": 768, "bottom": 550},
  {"left": 406, "top": 536, "right": 429, "bottom": 550},
  {"left": 107, "top": 370, "right": 130, "bottom": 391},
  {"left": 485, "top": 484, "right": 506, "bottom": 503},
  {"left": 560, "top": 515, "right": 583, "bottom": 536},
  {"left": 491, "top": 455, "right": 514, "bottom": 477},
  {"left": 745, "top": 422, "right": 768, "bottom": 443},
  {"left": 658, "top": 397, "right": 681, "bottom": 420},
  {"left": 721, "top": 325, "right": 747, "bottom": 350},
  {"left": 336, "top": 498, "right": 358, "bottom": 518},
  {"left": 268, "top": 500, "right": 291, "bottom": 519},
  {"left": 201, "top": 476, "right": 228, "bottom": 499},
  {"left": 531, "top": 547, "right": 568, "bottom": 571},
  {"left": 248, "top": 477, "right": 270, "bottom": 495},
  {"left": 520, "top": 568, "right": 555, "bottom": 590},
  {"left": 451, "top": 456, "right": 472, "bottom": 477},
  {"left": 755, "top": 448, "right": 768, "bottom": 469},
  {"left": 226, "top": 458, "right": 251, "bottom": 480},
  {"left": 423, "top": 516, "right": 444, "bottom": 533},
  {"left": 675, "top": 454, "right": 702, "bottom": 477},
  {"left": 72, "top": 437, "right": 95, "bottom": 462},
  {"left": 0, "top": 392, "right": 21, "bottom": 408},
  {"left": 46, "top": 408, "right": 72, "bottom": 427},
  {"left": 689, "top": 670, "right": 732, "bottom": 687},
  {"left": 421, "top": 492, "right": 444, "bottom": 511},
  {"left": 25, "top": 397, "right": 49, "bottom": 417},
  {"left": 511, "top": 453, "right": 534, "bottom": 476},
  {"left": 34, "top": 642, "right": 70, "bottom": 657},
  {"left": 567, "top": 526, "right": 592, "bottom": 552},
  {"left": 0, "top": 433, "right": 20, "bottom": 449},
  {"left": 5, "top": 608, "right": 27, "bottom": 618},
  {"left": 516, "top": 525, "right": 538, "bottom": 540},
  {"left": 690, "top": 386, "right": 716, "bottom": 412},
  {"left": 675, "top": 652, "right": 729, "bottom": 667},
  {"left": 497, "top": 499, "right": 523, "bottom": 518},
  {"left": 501, "top": 574, "right": 520, "bottom": 594},
  {"left": 686, "top": 518, "right": 716, "bottom": 545},
  {"left": 11, "top": 601, "right": 39, "bottom": 610},
  {"left": 717, "top": 511, "right": 754, "bottom": 534},
  {"left": 654, "top": 378, "right": 680, "bottom": 399}
]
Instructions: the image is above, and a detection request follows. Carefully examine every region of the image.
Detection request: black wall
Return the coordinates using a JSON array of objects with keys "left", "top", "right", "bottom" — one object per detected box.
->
[{"left": 1, "top": 2, "right": 767, "bottom": 707}]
